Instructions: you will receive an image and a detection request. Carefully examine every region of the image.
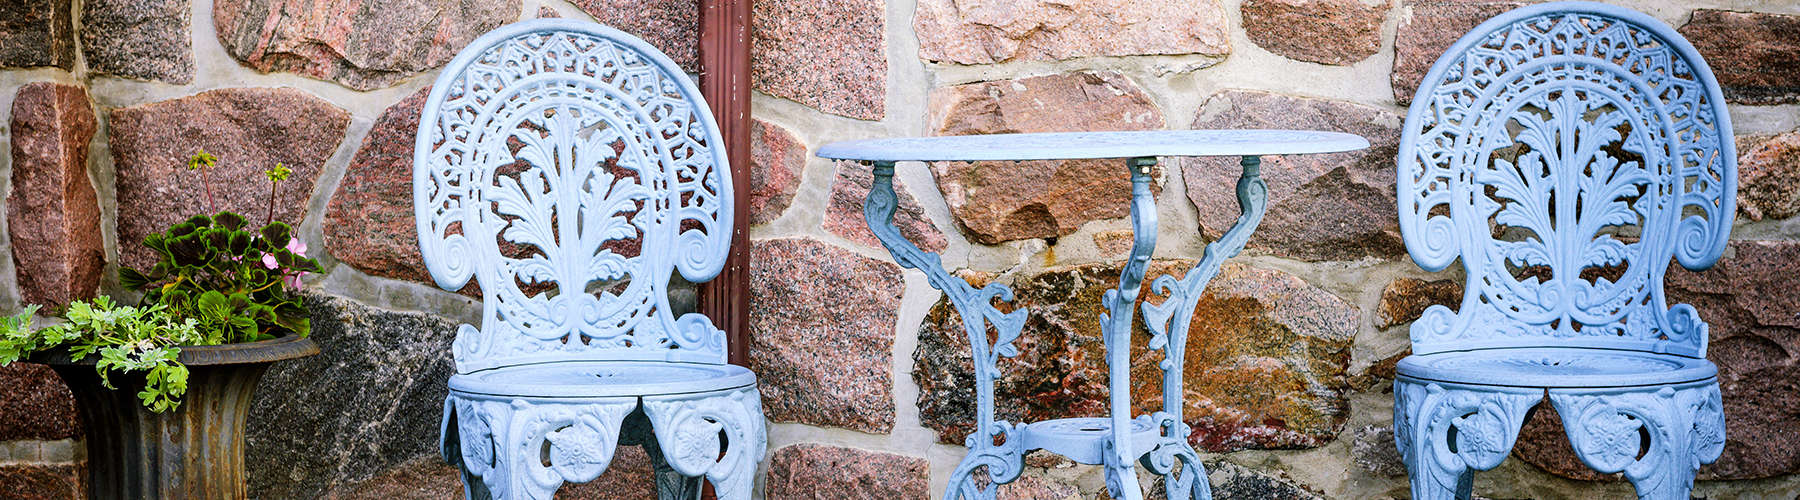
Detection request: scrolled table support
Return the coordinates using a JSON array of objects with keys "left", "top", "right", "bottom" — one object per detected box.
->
[
  {"left": 1139, "top": 155, "right": 1267, "bottom": 498},
  {"left": 863, "top": 161, "right": 1028, "bottom": 500},
  {"left": 1097, "top": 157, "right": 1159, "bottom": 500}
]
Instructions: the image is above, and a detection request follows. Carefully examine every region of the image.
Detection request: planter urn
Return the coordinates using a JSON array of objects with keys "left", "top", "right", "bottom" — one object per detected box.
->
[{"left": 37, "top": 333, "right": 318, "bottom": 499}]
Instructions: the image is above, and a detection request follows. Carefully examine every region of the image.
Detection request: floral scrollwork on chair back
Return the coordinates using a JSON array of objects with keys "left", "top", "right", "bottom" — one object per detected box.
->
[
  {"left": 414, "top": 21, "right": 733, "bottom": 373},
  {"left": 1397, "top": 6, "right": 1736, "bottom": 358}
]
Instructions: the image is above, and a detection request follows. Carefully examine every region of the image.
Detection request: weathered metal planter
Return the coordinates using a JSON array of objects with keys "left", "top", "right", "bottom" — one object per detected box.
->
[{"left": 36, "top": 334, "right": 318, "bottom": 499}]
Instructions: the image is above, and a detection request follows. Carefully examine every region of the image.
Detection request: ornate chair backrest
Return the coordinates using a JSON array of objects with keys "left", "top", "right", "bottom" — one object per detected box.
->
[
  {"left": 1397, "top": 2, "right": 1735, "bottom": 359},
  {"left": 413, "top": 20, "right": 733, "bottom": 374}
]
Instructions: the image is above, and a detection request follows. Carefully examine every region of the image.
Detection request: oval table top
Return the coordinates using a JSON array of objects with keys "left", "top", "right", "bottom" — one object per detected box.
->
[{"left": 817, "top": 129, "right": 1370, "bottom": 163}]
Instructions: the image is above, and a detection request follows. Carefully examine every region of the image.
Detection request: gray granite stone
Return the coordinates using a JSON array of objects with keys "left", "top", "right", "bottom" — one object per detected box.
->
[{"left": 246, "top": 293, "right": 459, "bottom": 497}]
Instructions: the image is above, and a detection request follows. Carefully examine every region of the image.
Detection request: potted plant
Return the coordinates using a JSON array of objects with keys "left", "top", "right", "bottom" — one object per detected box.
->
[{"left": 0, "top": 151, "right": 322, "bottom": 499}]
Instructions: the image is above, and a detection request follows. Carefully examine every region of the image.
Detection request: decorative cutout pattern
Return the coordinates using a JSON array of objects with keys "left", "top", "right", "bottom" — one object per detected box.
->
[
  {"left": 421, "top": 20, "right": 761, "bottom": 500},
  {"left": 1393, "top": 5, "right": 1733, "bottom": 500},
  {"left": 449, "top": 395, "right": 636, "bottom": 500},
  {"left": 1393, "top": 380, "right": 1539, "bottom": 500},
  {"left": 642, "top": 387, "right": 767, "bottom": 500},
  {"left": 1550, "top": 383, "right": 1726, "bottom": 500},
  {"left": 415, "top": 22, "right": 733, "bottom": 373},
  {"left": 1138, "top": 412, "right": 1214, "bottom": 500},
  {"left": 1397, "top": 6, "right": 1736, "bottom": 357}
]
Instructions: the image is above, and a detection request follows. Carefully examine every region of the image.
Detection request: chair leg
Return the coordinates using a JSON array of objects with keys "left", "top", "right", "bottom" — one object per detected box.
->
[
  {"left": 642, "top": 437, "right": 704, "bottom": 500},
  {"left": 642, "top": 386, "right": 767, "bottom": 500},
  {"left": 1393, "top": 378, "right": 1539, "bottom": 500},
  {"left": 625, "top": 409, "right": 704, "bottom": 500},
  {"left": 448, "top": 395, "right": 636, "bottom": 499},
  {"left": 1549, "top": 381, "right": 1726, "bottom": 500},
  {"left": 462, "top": 468, "right": 494, "bottom": 500}
]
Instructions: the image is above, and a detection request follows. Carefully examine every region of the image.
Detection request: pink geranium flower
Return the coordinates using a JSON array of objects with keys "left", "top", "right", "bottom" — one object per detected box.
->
[{"left": 281, "top": 237, "right": 310, "bottom": 290}]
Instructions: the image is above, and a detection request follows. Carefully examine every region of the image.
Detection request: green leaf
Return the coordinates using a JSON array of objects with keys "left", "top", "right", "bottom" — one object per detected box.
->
[
  {"left": 259, "top": 222, "right": 292, "bottom": 245},
  {"left": 119, "top": 267, "right": 151, "bottom": 290},
  {"left": 228, "top": 232, "right": 253, "bottom": 256},
  {"left": 184, "top": 214, "right": 213, "bottom": 229},
  {"left": 204, "top": 227, "right": 232, "bottom": 253},
  {"left": 273, "top": 301, "right": 310, "bottom": 338},
  {"left": 214, "top": 211, "right": 246, "bottom": 231}
]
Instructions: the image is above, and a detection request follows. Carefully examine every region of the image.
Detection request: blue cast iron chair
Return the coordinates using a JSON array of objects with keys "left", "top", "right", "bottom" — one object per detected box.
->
[
  {"left": 1394, "top": 3, "right": 1732, "bottom": 499},
  {"left": 413, "top": 19, "right": 765, "bottom": 499}
]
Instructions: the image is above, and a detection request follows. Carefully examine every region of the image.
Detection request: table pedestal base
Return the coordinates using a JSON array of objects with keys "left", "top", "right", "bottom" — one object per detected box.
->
[{"left": 861, "top": 155, "right": 1268, "bottom": 500}]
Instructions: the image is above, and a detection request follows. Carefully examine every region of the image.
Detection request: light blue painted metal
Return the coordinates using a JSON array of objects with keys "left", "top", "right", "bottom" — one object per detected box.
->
[
  {"left": 414, "top": 18, "right": 765, "bottom": 499},
  {"left": 816, "top": 129, "right": 1368, "bottom": 162},
  {"left": 1393, "top": 3, "right": 1733, "bottom": 499},
  {"left": 827, "top": 130, "right": 1367, "bottom": 500}
]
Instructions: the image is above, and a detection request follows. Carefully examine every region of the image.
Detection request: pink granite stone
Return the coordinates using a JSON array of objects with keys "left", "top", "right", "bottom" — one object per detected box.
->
[
  {"left": 927, "top": 71, "right": 1164, "bottom": 244},
  {"left": 750, "top": 119, "right": 805, "bottom": 225},
  {"left": 213, "top": 0, "right": 518, "bottom": 90},
  {"left": 752, "top": 0, "right": 887, "bottom": 120},
  {"left": 6, "top": 82, "right": 101, "bottom": 308},
  {"left": 764, "top": 444, "right": 929, "bottom": 499},
  {"left": 914, "top": 0, "right": 1231, "bottom": 65},
  {"left": 749, "top": 238, "right": 903, "bottom": 433},
  {"left": 824, "top": 163, "right": 947, "bottom": 253},
  {"left": 108, "top": 88, "right": 349, "bottom": 270}
]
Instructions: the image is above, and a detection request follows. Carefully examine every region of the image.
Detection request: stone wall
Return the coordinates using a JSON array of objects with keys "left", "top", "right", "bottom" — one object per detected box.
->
[
  {"left": 0, "top": 0, "right": 1792, "bottom": 500},
  {"left": 746, "top": 0, "right": 1800, "bottom": 499}
]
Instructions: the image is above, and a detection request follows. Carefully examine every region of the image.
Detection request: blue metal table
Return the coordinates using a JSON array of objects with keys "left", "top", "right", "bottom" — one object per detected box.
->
[{"left": 818, "top": 130, "right": 1369, "bottom": 500}]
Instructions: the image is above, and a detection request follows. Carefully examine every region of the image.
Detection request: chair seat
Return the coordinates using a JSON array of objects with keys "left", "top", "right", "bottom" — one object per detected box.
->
[
  {"left": 448, "top": 361, "right": 756, "bottom": 398},
  {"left": 1395, "top": 347, "right": 1716, "bottom": 388}
]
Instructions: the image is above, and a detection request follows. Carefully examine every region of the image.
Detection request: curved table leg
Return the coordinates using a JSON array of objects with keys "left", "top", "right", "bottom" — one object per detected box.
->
[
  {"left": 863, "top": 161, "right": 1028, "bottom": 500},
  {"left": 1139, "top": 155, "right": 1267, "bottom": 499}
]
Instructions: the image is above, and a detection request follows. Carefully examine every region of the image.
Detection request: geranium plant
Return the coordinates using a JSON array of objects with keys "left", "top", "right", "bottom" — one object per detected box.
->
[
  {"left": 119, "top": 150, "right": 321, "bottom": 343},
  {"left": 0, "top": 150, "right": 320, "bottom": 412}
]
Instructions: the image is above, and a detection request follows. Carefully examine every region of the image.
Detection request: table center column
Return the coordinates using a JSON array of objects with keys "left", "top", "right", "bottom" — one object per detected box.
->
[{"left": 1099, "top": 156, "right": 1158, "bottom": 498}]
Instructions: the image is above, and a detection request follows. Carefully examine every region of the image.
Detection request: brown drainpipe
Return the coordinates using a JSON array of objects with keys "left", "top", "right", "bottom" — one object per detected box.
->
[
  {"left": 698, "top": 6, "right": 753, "bottom": 497},
  {"left": 699, "top": 0, "right": 752, "bottom": 368}
]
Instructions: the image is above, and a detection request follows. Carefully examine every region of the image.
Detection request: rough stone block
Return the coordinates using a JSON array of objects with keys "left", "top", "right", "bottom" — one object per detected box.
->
[
  {"left": 1183, "top": 90, "right": 1403, "bottom": 262},
  {"left": 246, "top": 293, "right": 459, "bottom": 497},
  {"left": 82, "top": 0, "right": 192, "bottom": 83},
  {"left": 0, "top": 0, "right": 75, "bottom": 69},
  {"left": 213, "top": 0, "right": 517, "bottom": 90},
  {"left": 0, "top": 363, "right": 78, "bottom": 440},
  {"left": 0, "top": 463, "right": 82, "bottom": 500},
  {"left": 1679, "top": 9, "right": 1800, "bottom": 105},
  {"left": 914, "top": 0, "right": 1230, "bottom": 65},
  {"left": 1735, "top": 131, "right": 1800, "bottom": 222},
  {"left": 1375, "top": 278, "right": 1461, "bottom": 329},
  {"left": 1391, "top": 0, "right": 1525, "bottom": 104},
  {"left": 1241, "top": 0, "right": 1387, "bottom": 66},
  {"left": 107, "top": 88, "right": 348, "bottom": 270},
  {"left": 325, "top": 87, "right": 435, "bottom": 286},
  {"left": 570, "top": 0, "right": 699, "bottom": 71},
  {"left": 915, "top": 261, "right": 1358, "bottom": 452},
  {"left": 7, "top": 82, "right": 101, "bottom": 308},
  {"left": 764, "top": 444, "right": 929, "bottom": 499},
  {"left": 750, "top": 119, "right": 805, "bottom": 226},
  {"left": 824, "top": 163, "right": 946, "bottom": 253},
  {"left": 751, "top": 0, "right": 886, "bottom": 120},
  {"left": 928, "top": 71, "right": 1164, "bottom": 244},
  {"left": 749, "top": 238, "right": 903, "bottom": 433}
]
